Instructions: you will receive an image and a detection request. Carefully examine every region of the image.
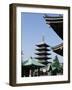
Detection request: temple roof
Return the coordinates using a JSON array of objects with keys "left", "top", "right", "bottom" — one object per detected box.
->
[
  {"left": 44, "top": 15, "right": 63, "bottom": 39},
  {"left": 52, "top": 43, "right": 63, "bottom": 56},
  {"left": 44, "top": 15, "right": 63, "bottom": 56},
  {"left": 22, "top": 57, "right": 45, "bottom": 67}
]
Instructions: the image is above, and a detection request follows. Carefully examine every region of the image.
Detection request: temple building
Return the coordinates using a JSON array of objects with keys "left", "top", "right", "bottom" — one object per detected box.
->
[
  {"left": 35, "top": 36, "right": 51, "bottom": 65},
  {"left": 44, "top": 15, "right": 63, "bottom": 56},
  {"left": 52, "top": 43, "right": 63, "bottom": 56}
]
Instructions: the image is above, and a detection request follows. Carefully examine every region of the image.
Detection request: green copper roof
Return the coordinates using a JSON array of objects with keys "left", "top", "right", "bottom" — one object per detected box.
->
[{"left": 23, "top": 57, "right": 45, "bottom": 67}]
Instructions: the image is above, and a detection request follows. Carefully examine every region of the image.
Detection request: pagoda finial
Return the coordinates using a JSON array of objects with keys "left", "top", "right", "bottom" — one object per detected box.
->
[{"left": 42, "top": 36, "right": 45, "bottom": 43}]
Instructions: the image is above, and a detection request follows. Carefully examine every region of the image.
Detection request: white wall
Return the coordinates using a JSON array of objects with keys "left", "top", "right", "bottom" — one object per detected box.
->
[{"left": 0, "top": 0, "right": 72, "bottom": 90}]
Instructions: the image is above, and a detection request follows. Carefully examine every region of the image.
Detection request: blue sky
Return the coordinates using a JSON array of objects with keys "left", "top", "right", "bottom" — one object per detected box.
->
[{"left": 21, "top": 12, "right": 63, "bottom": 63}]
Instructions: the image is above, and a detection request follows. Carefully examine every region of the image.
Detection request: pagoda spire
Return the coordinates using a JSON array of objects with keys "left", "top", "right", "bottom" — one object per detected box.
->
[{"left": 42, "top": 35, "right": 45, "bottom": 43}]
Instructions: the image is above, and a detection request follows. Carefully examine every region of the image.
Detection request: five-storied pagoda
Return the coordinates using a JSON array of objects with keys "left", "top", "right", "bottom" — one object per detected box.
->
[{"left": 35, "top": 36, "right": 51, "bottom": 66}]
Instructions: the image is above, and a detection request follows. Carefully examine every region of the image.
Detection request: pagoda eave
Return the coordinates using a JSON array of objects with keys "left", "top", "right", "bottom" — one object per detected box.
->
[
  {"left": 35, "top": 57, "right": 51, "bottom": 60},
  {"left": 35, "top": 49, "right": 50, "bottom": 51},
  {"left": 35, "top": 53, "right": 51, "bottom": 55},
  {"left": 36, "top": 44, "right": 49, "bottom": 47}
]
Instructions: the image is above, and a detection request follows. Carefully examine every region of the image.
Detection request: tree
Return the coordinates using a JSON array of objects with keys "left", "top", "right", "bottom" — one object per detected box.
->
[
  {"left": 51, "top": 56, "right": 62, "bottom": 75},
  {"left": 52, "top": 56, "right": 60, "bottom": 69}
]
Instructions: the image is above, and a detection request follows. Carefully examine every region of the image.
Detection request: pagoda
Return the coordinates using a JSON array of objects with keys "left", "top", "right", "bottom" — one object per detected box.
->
[{"left": 35, "top": 36, "right": 51, "bottom": 65}]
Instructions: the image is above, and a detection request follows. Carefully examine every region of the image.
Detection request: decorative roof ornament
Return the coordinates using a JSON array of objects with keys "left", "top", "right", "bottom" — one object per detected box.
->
[{"left": 42, "top": 35, "right": 45, "bottom": 43}]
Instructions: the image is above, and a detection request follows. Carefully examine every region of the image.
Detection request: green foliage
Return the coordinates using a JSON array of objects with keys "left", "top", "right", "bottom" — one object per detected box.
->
[
  {"left": 51, "top": 56, "right": 63, "bottom": 75},
  {"left": 52, "top": 56, "right": 60, "bottom": 70}
]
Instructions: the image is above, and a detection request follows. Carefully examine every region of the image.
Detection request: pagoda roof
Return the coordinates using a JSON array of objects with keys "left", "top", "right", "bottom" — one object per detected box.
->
[
  {"left": 36, "top": 43, "right": 50, "bottom": 47},
  {"left": 52, "top": 43, "right": 63, "bottom": 56},
  {"left": 38, "top": 60, "right": 50, "bottom": 65},
  {"left": 35, "top": 48, "right": 50, "bottom": 51},
  {"left": 41, "top": 63, "right": 52, "bottom": 71},
  {"left": 44, "top": 15, "right": 63, "bottom": 39},
  {"left": 38, "top": 60, "right": 52, "bottom": 65},
  {"left": 35, "top": 57, "right": 51, "bottom": 60},
  {"left": 35, "top": 52, "right": 51, "bottom": 55}
]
